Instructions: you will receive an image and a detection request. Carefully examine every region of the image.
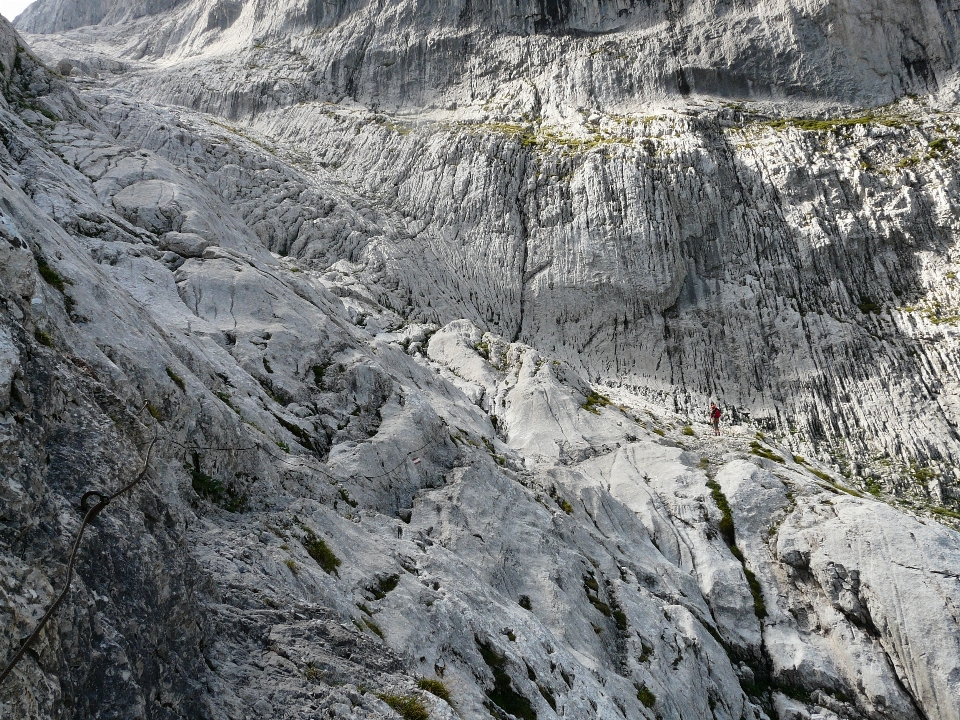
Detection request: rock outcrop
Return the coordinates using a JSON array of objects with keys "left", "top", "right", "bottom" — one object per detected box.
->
[
  {"left": 1, "top": 3, "right": 960, "bottom": 720},
  {"left": 15, "top": 0, "right": 960, "bottom": 107},
  {"left": 13, "top": 0, "right": 960, "bottom": 504}
]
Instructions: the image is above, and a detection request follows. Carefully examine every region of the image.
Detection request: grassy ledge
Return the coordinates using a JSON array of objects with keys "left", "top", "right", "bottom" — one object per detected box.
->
[{"left": 706, "top": 479, "right": 767, "bottom": 619}]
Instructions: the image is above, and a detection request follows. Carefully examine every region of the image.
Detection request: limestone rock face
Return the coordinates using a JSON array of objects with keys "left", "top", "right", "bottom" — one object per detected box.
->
[
  {"left": 1, "top": 5, "right": 960, "bottom": 720},
  {"left": 14, "top": 0, "right": 183, "bottom": 34},
  {"left": 14, "top": 0, "right": 960, "bottom": 107},
  {"left": 13, "top": 0, "right": 960, "bottom": 502}
]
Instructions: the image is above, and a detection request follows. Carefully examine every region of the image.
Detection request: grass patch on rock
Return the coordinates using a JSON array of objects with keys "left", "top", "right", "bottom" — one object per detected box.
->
[
  {"left": 581, "top": 391, "right": 612, "bottom": 414},
  {"left": 274, "top": 413, "right": 319, "bottom": 453},
  {"left": 750, "top": 441, "right": 784, "bottom": 464},
  {"left": 372, "top": 574, "right": 400, "bottom": 599},
  {"left": 301, "top": 528, "right": 341, "bottom": 574},
  {"left": 36, "top": 256, "right": 70, "bottom": 292},
  {"left": 762, "top": 113, "right": 908, "bottom": 133},
  {"left": 362, "top": 617, "right": 384, "bottom": 638},
  {"left": 858, "top": 297, "right": 882, "bottom": 314},
  {"left": 417, "top": 677, "right": 450, "bottom": 702},
  {"left": 190, "top": 451, "right": 224, "bottom": 500},
  {"left": 706, "top": 478, "right": 767, "bottom": 619},
  {"left": 931, "top": 506, "right": 960, "bottom": 520},
  {"left": 377, "top": 694, "right": 428, "bottom": 720},
  {"left": 635, "top": 683, "right": 656, "bottom": 708},
  {"left": 165, "top": 366, "right": 186, "bottom": 390}
]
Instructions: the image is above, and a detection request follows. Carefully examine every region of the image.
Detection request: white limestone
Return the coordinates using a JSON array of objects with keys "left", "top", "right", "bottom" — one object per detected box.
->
[{"left": 1, "top": 4, "right": 960, "bottom": 720}]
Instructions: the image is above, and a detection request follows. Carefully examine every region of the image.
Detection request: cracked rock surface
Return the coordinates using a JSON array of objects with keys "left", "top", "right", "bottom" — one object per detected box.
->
[{"left": 1, "top": 3, "right": 960, "bottom": 720}]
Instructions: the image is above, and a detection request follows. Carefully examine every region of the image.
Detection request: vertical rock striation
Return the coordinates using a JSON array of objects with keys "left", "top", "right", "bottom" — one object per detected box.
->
[{"left": 1, "top": 3, "right": 960, "bottom": 720}]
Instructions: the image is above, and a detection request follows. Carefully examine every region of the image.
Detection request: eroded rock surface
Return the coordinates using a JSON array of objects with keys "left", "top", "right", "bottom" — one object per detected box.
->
[{"left": 1, "top": 4, "right": 960, "bottom": 720}]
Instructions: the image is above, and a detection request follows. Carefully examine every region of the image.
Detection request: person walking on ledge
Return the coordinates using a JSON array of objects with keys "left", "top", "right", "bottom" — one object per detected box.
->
[{"left": 709, "top": 403, "right": 722, "bottom": 436}]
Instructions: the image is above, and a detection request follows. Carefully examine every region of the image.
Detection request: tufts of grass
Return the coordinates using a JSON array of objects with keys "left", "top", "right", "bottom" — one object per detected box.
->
[
  {"left": 750, "top": 441, "right": 784, "bottom": 464},
  {"left": 706, "top": 479, "right": 736, "bottom": 547},
  {"left": 706, "top": 478, "right": 767, "bottom": 619},
  {"left": 187, "top": 452, "right": 247, "bottom": 511},
  {"left": 582, "top": 391, "right": 612, "bottom": 414},
  {"left": 274, "top": 413, "right": 319, "bottom": 453},
  {"left": 338, "top": 486, "right": 359, "bottom": 508},
  {"left": 36, "top": 256, "right": 69, "bottom": 292},
  {"left": 372, "top": 574, "right": 400, "bottom": 599},
  {"left": 635, "top": 683, "right": 656, "bottom": 708},
  {"left": 588, "top": 595, "right": 612, "bottom": 617},
  {"left": 762, "top": 113, "right": 907, "bottom": 133},
  {"left": 191, "top": 452, "right": 224, "bottom": 502},
  {"left": 377, "top": 695, "right": 428, "bottom": 720},
  {"left": 638, "top": 640, "right": 653, "bottom": 663},
  {"left": 858, "top": 297, "right": 882, "bottom": 314},
  {"left": 166, "top": 367, "right": 186, "bottom": 390},
  {"left": 537, "top": 683, "right": 556, "bottom": 710},
  {"left": 311, "top": 362, "right": 330, "bottom": 387},
  {"left": 911, "top": 464, "right": 937, "bottom": 484},
  {"left": 34, "top": 328, "right": 53, "bottom": 346},
  {"left": 833, "top": 482, "right": 863, "bottom": 497},
  {"left": 549, "top": 485, "right": 574, "bottom": 514},
  {"left": 804, "top": 463, "right": 863, "bottom": 497},
  {"left": 417, "top": 677, "right": 451, "bottom": 702},
  {"left": 362, "top": 617, "right": 384, "bottom": 638},
  {"left": 301, "top": 528, "right": 341, "bottom": 575},
  {"left": 931, "top": 506, "right": 960, "bottom": 520},
  {"left": 742, "top": 565, "right": 767, "bottom": 619},
  {"left": 213, "top": 390, "right": 241, "bottom": 415},
  {"left": 284, "top": 559, "right": 298, "bottom": 574},
  {"left": 223, "top": 487, "right": 248, "bottom": 513},
  {"left": 582, "top": 574, "right": 613, "bottom": 618},
  {"left": 682, "top": 426, "right": 695, "bottom": 436}
]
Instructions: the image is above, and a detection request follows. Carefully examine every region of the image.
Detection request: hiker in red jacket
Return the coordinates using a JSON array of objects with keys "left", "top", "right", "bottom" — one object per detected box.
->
[{"left": 709, "top": 403, "right": 722, "bottom": 436}]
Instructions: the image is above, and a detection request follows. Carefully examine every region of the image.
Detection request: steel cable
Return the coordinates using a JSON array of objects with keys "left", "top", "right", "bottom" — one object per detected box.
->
[
  {"left": 0, "top": 412, "right": 450, "bottom": 686},
  {"left": 0, "top": 434, "right": 158, "bottom": 687}
]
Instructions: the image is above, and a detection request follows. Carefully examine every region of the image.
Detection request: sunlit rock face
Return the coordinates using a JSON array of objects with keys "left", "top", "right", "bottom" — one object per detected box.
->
[
  {"left": 2, "top": 3, "right": 960, "bottom": 720},
  {"left": 15, "top": 0, "right": 960, "bottom": 108}
]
